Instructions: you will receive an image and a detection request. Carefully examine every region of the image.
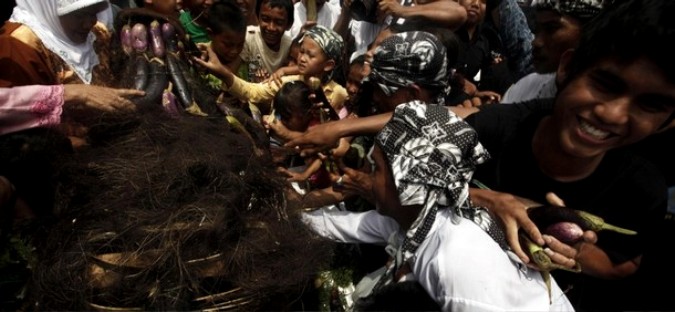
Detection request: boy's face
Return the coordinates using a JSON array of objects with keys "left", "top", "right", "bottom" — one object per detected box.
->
[
  {"left": 553, "top": 56, "right": 675, "bottom": 159},
  {"left": 458, "top": 0, "right": 486, "bottom": 27},
  {"left": 532, "top": 10, "right": 583, "bottom": 73},
  {"left": 259, "top": 3, "right": 291, "bottom": 50},
  {"left": 210, "top": 29, "right": 245, "bottom": 64},
  {"left": 297, "top": 37, "right": 334, "bottom": 78},
  {"left": 369, "top": 145, "right": 402, "bottom": 217}
]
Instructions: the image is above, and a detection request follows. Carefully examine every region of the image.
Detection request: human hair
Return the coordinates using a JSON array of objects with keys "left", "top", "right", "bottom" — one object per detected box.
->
[
  {"left": 273, "top": 81, "right": 314, "bottom": 123},
  {"left": 256, "top": 0, "right": 295, "bottom": 27},
  {"left": 205, "top": 0, "right": 247, "bottom": 34},
  {"left": 563, "top": 0, "right": 675, "bottom": 86},
  {"left": 350, "top": 54, "right": 366, "bottom": 67}
]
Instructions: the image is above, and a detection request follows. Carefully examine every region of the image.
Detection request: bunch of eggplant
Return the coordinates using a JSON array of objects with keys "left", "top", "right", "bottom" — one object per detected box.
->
[
  {"left": 119, "top": 19, "right": 207, "bottom": 117},
  {"left": 520, "top": 205, "right": 637, "bottom": 301},
  {"left": 114, "top": 9, "right": 270, "bottom": 151}
]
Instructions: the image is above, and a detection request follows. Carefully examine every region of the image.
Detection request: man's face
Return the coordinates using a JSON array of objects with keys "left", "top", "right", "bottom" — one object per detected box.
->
[
  {"left": 59, "top": 2, "right": 108, "bottom": 44},
  {"left": 532, "top": 10, "right": 582, "bottom": 73},
  {"left": 210, "top": 29, "right": 245, "bottom": 64},
  {"left": 258, "top": 3, "right": 291, "bottom": 50},
  {"left": 553, "top": 57, "right": 675, "bottom": 159},
  {"left": 458, "top": 0, "right": 486, "bottom": 27}
]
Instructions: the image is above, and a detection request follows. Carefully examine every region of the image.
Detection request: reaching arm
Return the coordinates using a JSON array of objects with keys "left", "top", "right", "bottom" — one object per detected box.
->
[{"left": 378, "top": 0, "right": 467, "bottom": 29}]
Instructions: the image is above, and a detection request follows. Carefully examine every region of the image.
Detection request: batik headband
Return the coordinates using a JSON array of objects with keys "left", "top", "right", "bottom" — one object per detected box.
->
[
  {"left": 369, "top": 31, "right": 448, "bottom": 98},
  {"left": 302, "top": 25, "right": 344, "bottom": 80},
  {"left": 374, "top": 101, "right": 489, "bottom": 279}
]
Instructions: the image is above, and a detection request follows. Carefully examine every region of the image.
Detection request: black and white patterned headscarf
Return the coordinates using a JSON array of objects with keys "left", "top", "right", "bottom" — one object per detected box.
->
[
  {"left": 531, "top": 0, "right": 607, "bottom": 22},
  {"left": 372, "top": 101, "right": 490, "bottom": 288},
  {"left": 301, "top": 25, "right": 344, "bottom": 81},
  {"left": 369, "top": 31, "right": 448, "bottom": 100}
]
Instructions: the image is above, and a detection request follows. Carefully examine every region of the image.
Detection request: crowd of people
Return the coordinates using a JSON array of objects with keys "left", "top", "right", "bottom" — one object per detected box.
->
[{"left": 1, "top": 0, "right": 674, "bottom": 311}]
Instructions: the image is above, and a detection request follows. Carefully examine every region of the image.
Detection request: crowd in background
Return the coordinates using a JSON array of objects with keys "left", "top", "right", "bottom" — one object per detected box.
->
[{"left": 1, "top": 0, "right": 675, "bottom": 311}]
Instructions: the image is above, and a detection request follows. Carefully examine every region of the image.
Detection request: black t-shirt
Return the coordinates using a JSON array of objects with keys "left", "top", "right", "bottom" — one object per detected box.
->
[{"left": 464, "top": 100, "right": 667, "bottom": 310}]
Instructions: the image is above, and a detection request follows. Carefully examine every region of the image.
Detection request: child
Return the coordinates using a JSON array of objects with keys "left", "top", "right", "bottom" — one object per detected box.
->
[
  {"left": 238, "top": 0, "right": 295, "bottom": 83},
  {"left": 268, "top": 81, "right": 331, "bottom": 190},
  {"left": 179, "top": 0, "right": 213, "bottom": 44},
  {"left": 194, "top": 25, "right": 348, "bottom": 117}
]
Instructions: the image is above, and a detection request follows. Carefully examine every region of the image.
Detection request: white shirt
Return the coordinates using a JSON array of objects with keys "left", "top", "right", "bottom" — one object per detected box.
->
[
  {"left": 240, "top": 25, "right": 292, "bottom": 74},
  {"left": 302, "top": 208, "right": 574, "bottom": 312},
  {"left": 287, "top": 1, "right": 342, "bottom": 39},
  {"left": 501, "top": 72, "right": 557, "bottom": 104}
]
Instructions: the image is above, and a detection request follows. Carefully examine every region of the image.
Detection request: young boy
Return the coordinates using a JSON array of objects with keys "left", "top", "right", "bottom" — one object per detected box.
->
[
  {"left": 286, "top": 1, "right": 675, "bottom": 310},
  {"left": 194, "top": 25, "right": 347, "bottom": 116},
  {"left": 238, "top": 0, "right": 295, "bottom": 83}
]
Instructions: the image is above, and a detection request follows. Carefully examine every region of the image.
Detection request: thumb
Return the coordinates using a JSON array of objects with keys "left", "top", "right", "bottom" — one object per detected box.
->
[{"left": 545, "top": 192, "right": 566, "bottom": 207}]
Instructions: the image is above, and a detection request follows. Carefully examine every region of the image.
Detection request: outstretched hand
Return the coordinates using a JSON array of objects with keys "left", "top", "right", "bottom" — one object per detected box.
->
[
  {"left": 63, "top": 84, "right": 142, "bottom": 112},
  {"left": 284, "top": 120, "right": 343, "bottom": 157},
  {"left": 191, "top": 43, "right": 233, "bottom": 79}
]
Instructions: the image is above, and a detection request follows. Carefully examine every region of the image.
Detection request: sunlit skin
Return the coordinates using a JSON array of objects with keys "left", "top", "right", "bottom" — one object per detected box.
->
[
  {"left": 531, "top": 10, "right": 583, "bottom": 73},
  {"left": 296, "top": 37, "right": 334, "bottom": 78},
  {"left": 210, "top": 29, "right": 245, "bottom": 65},
  {"left": 258, "top": 3, "right": 291, "bottom": 51},
  {"left": 535, "top": 56, "right": 675, "bottom": 181},
  {"left": 58, "top": 2, "right": 108, "bottom": 44},
  {"left": 144, "top": 0, "right": 182, "bottom": 18}
]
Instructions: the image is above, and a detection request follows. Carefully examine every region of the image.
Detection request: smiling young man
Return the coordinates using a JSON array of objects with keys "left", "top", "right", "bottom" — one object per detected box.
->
[
  {"left": 286, "top": 1, "right": 675, "bottom": 310},
  {"left": 465, "top": 0, "right": 675, "bottom": 309}
]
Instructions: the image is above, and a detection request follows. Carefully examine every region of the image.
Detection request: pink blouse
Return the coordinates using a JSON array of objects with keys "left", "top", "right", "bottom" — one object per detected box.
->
[{"left": 0, "top": 85, "right": 64, "bottom": 135}]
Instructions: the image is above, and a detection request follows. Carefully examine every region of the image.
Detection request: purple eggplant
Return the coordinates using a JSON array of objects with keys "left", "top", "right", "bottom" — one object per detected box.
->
[
  {"left": 161, "top": 22, "right": 179, "bottom": 53},
  {"left": 131, "top": 23, "right": 148, "bottom": 53},
  {"left": 134, "top": 57, "right": 168, "bottom": 108},
  {"left": 132, "top": 54, "right": 149, "bottom": 91},
  {"left": 120, "top": 24, "right": 133, "bottom": 55},
  {"left": 149, "top": 20, "right": 165, "bottom": 58}
]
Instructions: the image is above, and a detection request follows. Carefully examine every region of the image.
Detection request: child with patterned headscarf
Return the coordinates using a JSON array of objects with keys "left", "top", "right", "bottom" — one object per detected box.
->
[{"left": 194, "top": 25, "right": 348, "bottom": 118}]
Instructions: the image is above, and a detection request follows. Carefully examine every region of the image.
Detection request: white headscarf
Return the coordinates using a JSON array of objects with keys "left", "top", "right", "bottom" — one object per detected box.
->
[{"left": 9, "top": 0, "right": 111, "bottom": 84}]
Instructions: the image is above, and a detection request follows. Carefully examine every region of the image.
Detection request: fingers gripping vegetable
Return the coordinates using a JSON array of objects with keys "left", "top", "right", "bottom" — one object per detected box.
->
[
  {"left": 521, "top": 205, "right": 636, "bottom": 302},
  {"left": 520, "top": 233, "right": 581, "bottom": 303},
  {"left": 527, "top": 205, "right": 637, "bottom": 241}
]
